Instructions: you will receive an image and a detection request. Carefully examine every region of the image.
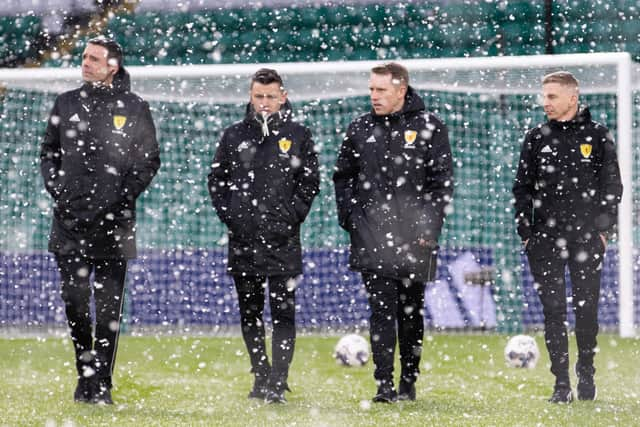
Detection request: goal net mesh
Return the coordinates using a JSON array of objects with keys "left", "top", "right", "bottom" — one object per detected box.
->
[{"left": 0, "top": 58, "right": 638, "bottom": 333}]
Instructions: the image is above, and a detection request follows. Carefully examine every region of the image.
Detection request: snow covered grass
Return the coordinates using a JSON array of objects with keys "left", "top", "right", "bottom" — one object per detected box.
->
[{"left": 1, "top": 334, "right": 639, "bottom": 426}]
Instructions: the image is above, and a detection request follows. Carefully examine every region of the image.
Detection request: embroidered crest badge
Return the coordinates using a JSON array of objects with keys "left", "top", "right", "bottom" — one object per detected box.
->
[
  {"left": 113, "top": 115, "right": 127, "bottom": 130},
  {"left": 404, "top": 130, "right": 417, "bottom": 145},
  {"left": 278, "top": 138, "right": 292, "bottom": 154}
]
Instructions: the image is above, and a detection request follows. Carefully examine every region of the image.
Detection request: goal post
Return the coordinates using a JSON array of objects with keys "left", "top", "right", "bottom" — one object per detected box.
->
[
  {"left": 615, "top": 53, "right": 634, "bottom": 338},
  {"left": 0, "top": 52, "right": 636, "bottom": 336}
]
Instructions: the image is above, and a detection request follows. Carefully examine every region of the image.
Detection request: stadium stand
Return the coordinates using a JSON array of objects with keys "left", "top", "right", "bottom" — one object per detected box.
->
[
  {"left": 0, "top": 1, "right": 636, "bottom": 68},
  {"left": 0, "top": 15, "right": 42, "bottom": 66},
  {"left": 19, "top": 1, "right": 640, "bottom": 67}
]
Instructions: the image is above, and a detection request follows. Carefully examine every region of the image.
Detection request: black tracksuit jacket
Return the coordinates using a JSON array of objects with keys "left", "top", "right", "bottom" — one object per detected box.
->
[
  {"left": 208, "top": 102, "right": 320, "bottom": 276},
  {"left": 512, "top": 107, "right": 622, "bottom": 242},
  {"left": 40, "top": 69, "right": 161, "bottom": 259},
  {"left": 333, "top": 87, "right": 453, "bottom": 282}
]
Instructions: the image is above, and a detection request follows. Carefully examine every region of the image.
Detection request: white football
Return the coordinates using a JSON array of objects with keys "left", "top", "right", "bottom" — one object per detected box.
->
[
  {"left": 504, "top": 335, "right": 540, "bottom": 368},
  {"left": 334, "top": 334, "right": 369, "bottom": 367}
]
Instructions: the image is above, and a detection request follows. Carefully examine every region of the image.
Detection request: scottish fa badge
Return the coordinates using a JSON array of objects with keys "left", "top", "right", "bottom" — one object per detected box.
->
[
  {"left": 278, "top": 138, "right": 292, "bottom": 156},
  {"left": 404, "top": 130, "right": 417, "bottom": 148},
  {"left": 113, "top": 115, "right": 127, "bottom": 130},
  {"left": 580, "top": 143, "right": 592, "bottom": 162}
]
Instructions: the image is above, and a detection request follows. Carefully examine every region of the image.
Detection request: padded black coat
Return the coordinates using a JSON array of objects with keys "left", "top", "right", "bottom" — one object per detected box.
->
[
  {"left": 208, "top": 103, "right": 320, "bottom": 276},
  {"left": 40, "top": 69, "right": 160, "bottom": 259},
  {"left": 513, "top": 106, "right": 622, "bottom": 242},
  {"left": 333, "top": 87, "right": 453, "bottom": 282}
]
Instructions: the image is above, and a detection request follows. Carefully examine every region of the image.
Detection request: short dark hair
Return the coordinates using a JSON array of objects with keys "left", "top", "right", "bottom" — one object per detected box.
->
[
  {"left": 251, "top": 68, "right": 284, "bottom": 89},
  {"left": 87, "top": 36, "right": 124, "bottom": 69},
  {"left": 371, "top": 62, "right": 409, "bottom": 87}
]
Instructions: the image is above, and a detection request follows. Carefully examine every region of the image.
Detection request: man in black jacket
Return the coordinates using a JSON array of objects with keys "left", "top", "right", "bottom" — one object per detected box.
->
[
  {"left": 513, "top": 71, "right": 622, "bottom": 403},
  {"left": 333, "top": 63, "right": 453, "bottom": 403},
  {"left": 40, "top": 37, "right": 160, "bottom": 404},
  {"left": 208, "top": 69, "right": 319, "bottom": 404}
]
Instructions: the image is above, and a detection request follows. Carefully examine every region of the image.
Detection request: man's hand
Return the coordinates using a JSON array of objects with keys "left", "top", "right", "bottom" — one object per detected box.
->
[
  {"left": 418, "top": 238, "right": 437, "bottom": 248},
  {"left": 523, "top": 239, "right": 529, "bottom": 249},
  {"left": 600, "top": 233, "right": 607, "bottom": 248}
]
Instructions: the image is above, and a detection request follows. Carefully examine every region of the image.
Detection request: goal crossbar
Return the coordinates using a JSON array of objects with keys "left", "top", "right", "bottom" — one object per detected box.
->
[{"left": 1, "top": 52, "right": 638, "bottom": 101}]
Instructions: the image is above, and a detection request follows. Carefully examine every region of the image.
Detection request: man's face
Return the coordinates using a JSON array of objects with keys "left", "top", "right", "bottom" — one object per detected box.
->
[
  {"left": 542, "top": 82, "right": 578, "bottom": 121},
  {"left": 369, "top": 72, "right": 407, "bottom": 116},
  {"left": 250, "top": 82, "right": 286, "bottom": 115},
  {"left": 81, "top": 43, "right": 118, "bottom": 85}
]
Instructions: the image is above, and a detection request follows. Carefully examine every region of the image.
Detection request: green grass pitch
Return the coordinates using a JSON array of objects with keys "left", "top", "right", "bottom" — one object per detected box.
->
[{"left": 1, "top": 334, "right": 639, "bottom": 426}]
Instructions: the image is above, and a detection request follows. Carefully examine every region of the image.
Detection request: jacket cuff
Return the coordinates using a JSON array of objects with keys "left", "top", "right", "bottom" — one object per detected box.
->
[
  {"left": 594, "top": 210, "right": 616, "bottom": 234},
  {"left": 517, "top": 225, "right": 532, "bottom": 242}
]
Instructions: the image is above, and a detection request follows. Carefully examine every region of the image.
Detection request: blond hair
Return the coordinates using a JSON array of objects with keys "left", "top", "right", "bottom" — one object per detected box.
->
[{"left": 542, "top": 71, "right": 579, "bottom": 89}]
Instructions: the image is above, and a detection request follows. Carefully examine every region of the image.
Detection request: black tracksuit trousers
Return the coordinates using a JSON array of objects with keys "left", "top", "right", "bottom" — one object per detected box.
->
[
  {"left": 56, "top": 255, "right": 128, "bottom": 387},
  {"left": 362, "top": 273, "right": 426, "bottom": 386},
  {"left": 233, "top": 275, "right": 296, "bottom": 387},
  {"left": 526, "top": 233, "right": 604, "bottom": 385}
]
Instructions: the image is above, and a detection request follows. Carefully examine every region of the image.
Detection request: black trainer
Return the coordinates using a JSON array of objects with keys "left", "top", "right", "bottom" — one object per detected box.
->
[
  {"left": 248, "top": 375, "right": 269, "bottom": 400},
  {"left": 265, "top": 389, "right": 287, "bottom": 404},
  {"left": 398, "top": 380, "right": 416, "bottom": 401},
  {"left": 73, "top": 377, "right": 92, "bottom": 403},
  {"left": 92, "top": 379, "right": 113, "bottom": 405},
  {"left": 265, "top": 380, "right": 290, "bottom": 404},
  {"left": 548, "top": 383, "right": 573, "bottom": 404},
  {"left": 373, "top": 382, "right": 398, "bottom": 403},
  {"left": 576, "top": 364, "right": 597, "bottom": 401}
]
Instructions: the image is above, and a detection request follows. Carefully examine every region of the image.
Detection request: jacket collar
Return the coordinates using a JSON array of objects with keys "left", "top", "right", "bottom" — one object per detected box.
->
[
  {"left": 244, "top": 100, "right": 293, "bottom": 138},
  {"left": 371, "top": 85, "right": 425, "bottom": 121},
  {"left": 548, "top": 105, "right": 591, "bottom": 129},
  {"left": 81, "top": 67, "right": 131, "bottom": 97}
]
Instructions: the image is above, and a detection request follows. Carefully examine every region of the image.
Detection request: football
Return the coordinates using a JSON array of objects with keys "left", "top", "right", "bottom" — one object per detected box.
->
[
  {"left": 504, "top": 335, "right": 540, "bottom": 368},
  {"left": 334, "top": 334, "right": 370, "bottom": 367}
]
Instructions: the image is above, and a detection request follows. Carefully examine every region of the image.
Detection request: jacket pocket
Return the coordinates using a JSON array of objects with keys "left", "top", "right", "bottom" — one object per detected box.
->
[
  {"left": 263, "top": 210, "right": 297, "bottom": 242},
  {"left": 225, "top": 193, "right": 248, "bottom": 233},
  {"left": 57, "top": 179, "right": 90, "bottom": 217},
  {"left": 278, "top": 197, "right": 301, "bottom": 226},
  {"left": 347, "top": 205, "right": 364, "bottom": 232}
]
